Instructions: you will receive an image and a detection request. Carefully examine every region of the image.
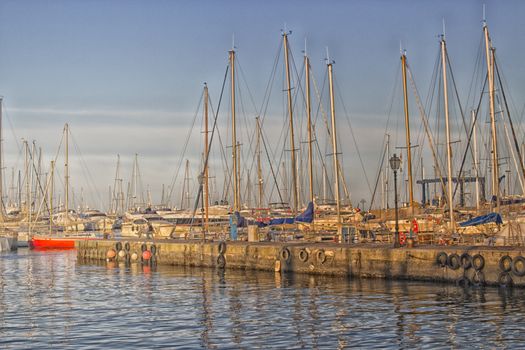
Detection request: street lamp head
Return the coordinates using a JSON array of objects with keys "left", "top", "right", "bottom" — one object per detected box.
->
[{"left": 389, "top": 153, "right": 401, "bottom": 171}]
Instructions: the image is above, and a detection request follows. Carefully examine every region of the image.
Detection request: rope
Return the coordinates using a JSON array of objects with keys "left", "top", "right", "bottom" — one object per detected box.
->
[{"left": 166, "top": 88, "right": 204, "bottom": 205}]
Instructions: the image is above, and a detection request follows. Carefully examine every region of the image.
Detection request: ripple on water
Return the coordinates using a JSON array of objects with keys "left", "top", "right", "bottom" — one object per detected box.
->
[{"left": 1, "top": 249, "right": 525, "bottom": 349}]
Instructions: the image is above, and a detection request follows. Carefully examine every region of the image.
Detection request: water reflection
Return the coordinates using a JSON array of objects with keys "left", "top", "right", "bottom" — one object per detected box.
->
[{"left": 0, "top": 250, "right": 525, "bottom": 348}]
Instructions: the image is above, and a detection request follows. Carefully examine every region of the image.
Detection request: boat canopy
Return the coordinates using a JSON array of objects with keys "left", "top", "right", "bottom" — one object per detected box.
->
[{"left": 459, "top": 212, "right": 503, "bottom": 227}]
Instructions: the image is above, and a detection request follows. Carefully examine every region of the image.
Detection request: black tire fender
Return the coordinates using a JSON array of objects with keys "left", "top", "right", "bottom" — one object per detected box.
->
[
  {"left": 436, "top": 252, "right": 448, "bottom": 267},
  {"left": 447, "top": 253, "right": 461, "bottom": 270},
  {"left": 141, "top": 243, "right": 148, "bottom": 252},
  {"left": 218, "top": 241, "right": 227, "bottom": 255},
  {"left": 115, "top": 241, "right": 123, "bottom": 252},
  {"left": 472, "top": 254, "right": 485, "bottom": 271},
  {"left": 298, "top": 249, "right": 309, "bottom": 263},
  {"left": 316, "top": 249, "right": 327, "bottom": 265},
  {"left": 499, "top": 255, "right": 512, "bottom": 272},
  {"left": 460, "top": 253, "right": 472, "bottom": 270},
  {"left": 124, "top": 242, "right": 131, "bottom": 251},
  {"left": 217, "top": 254, "right": 226, "bottom": 269},
  {"left": 511, "top": 256, "right": 525, "bottom": 277},
  {"left": 280, "top": 247, "right": 291, "bottom": 263},
  {"left": 150, "top": 244, "right": 157, "bottom": 256}
]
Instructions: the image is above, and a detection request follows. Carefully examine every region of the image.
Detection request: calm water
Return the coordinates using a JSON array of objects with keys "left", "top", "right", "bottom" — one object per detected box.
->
[{"left": 0, "top": 249, "right": 524, "bottom": 349}]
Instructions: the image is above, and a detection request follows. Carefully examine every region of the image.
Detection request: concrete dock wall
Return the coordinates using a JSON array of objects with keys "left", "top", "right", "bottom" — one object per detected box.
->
[{"left": 76, "top": 239, "right": 525, "bottom": 287}]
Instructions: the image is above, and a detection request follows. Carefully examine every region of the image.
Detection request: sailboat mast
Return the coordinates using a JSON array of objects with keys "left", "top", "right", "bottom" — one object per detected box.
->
[
  {"left": 50, "top": 160, "right": 54, "bottom": 229},
  {"left": 440, "top": 36, "right": 455, "bottom": 230},
  {"left": 203, "top": 83, "right": 209, "bottom": 230},
  {"left": 30, "top": 142, "right": 35, "bottom": 228},
  {"left": 133, "top": 153, "right": 138, "bottom": 209},
  {"left": 64, "top": 123, "right": 69, "bottom": 220},
  {"left": 113, "top": 154, "right": 121, "bottom": 214},
  {"left": 283, "top": 32, "right": 299, "bottom": 213},
  {"left": 17, "top": 170, "right": 21, "bottom": 211},
  {"left": 256, "top": 116, "right": 263, "bottom": 209},
  {"left": 24, "top": 141, "right": 29, "bottom": 218},
  {"left": 229, "top": 49, "right": 240, "bottom": 212},
  {"left": 305, "top": 53, "right": 314, "bottom": 204},
  {"left": 386, "top": 133, "right": 390, "bottom": 209},
  {"left": 181, "top": 159, "right": 190, "bottom": 210},
  {"left": 327, "top": 61, "right": 342, "bottom": 240},
  {"left": 472, "top": 110, "right": 480, "bottom": 212},
  {"left": 483, "top": 22, "right": 500, "bottom": 212},
  {"left": 401, "top": 52, "right": 414, "bottom": 211}
]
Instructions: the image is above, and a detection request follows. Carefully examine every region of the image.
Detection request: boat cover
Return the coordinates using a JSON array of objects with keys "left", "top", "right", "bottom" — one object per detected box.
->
[
  {"left": 459, "top": 212, "right": 503, "bottom": 227},
  {"left": 268, "top": 202, "right": 314, "bottom": 226},
  {"left": 235, "top": 202, "right": 315, "bottom": 227},
  {"left": 295, "top": 202, "right": 314, "bottom": 223}
]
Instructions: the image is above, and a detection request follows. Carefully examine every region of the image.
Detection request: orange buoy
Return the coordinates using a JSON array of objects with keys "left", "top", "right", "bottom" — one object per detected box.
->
[
  {"left": 142, "top": 250, "right": 152, "bottom": 260},
  {"left": 107, "top": 249, "right": 116, "bottom": 259}
]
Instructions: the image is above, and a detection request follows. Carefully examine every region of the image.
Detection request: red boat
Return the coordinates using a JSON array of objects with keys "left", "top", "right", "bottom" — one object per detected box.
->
[{"left": 30, "top": 236, "right": 95, "bottom": 249}]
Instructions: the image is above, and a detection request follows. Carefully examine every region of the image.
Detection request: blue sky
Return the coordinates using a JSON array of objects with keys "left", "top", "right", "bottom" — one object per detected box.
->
[{"left": 0, "top": 0, "right": 523, "bottom": 209}]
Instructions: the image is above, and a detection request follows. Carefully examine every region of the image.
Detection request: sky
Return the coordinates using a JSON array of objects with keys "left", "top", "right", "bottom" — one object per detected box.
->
[{"left": 0, "top": 0, "right": 524, "bottom": 210}]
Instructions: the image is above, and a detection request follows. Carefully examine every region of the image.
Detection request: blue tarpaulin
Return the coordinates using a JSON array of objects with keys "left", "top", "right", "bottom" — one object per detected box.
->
[
  {"left": 268, "top": 202, "right": 314, "bottom": 226},
  {"left": 234, "top": 202, "right": 315, "bottom": 227},
  {"left": 459, "top": 212, "right": 503, "bottom": 227},
  {"left": 295, "top": 202, "right": 314, "bottom": 223}
]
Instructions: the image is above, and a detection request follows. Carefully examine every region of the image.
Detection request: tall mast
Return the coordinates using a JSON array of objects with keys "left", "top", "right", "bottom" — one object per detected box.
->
[
  {"left": 36, "top": 146, "right": 42, "bottom": 212},
  {"left": 440, "top": 35, "right": 455, "bottom": 230},
  {"left": 305, "top": 52, "right": 314, "bottom": 204},
  {"left": 327, "top": 59, "right": 342, "bottom": 240},
  {"left": 112, "top": 154, "right": 121, "bottom": 214},
  {"left": 17, "top": 170, "right": 21, "bottom": 211},
  {"left": 133, "top": 153, "right": 138, "bottom": 209},
  {"left": 483, "top": 21, "right": 499, "bottom": 212},
  {"left": 401, "top": 52, "right": 414, "bottom": 211},
  {"left": 50, "top": 160, "right": 54, "bottom": 230},
  {"left": 229, "top": 49, "right": 241, "bottom": 212},
  {"left": 181, "top": 159, "right": 190, "bottom": 210},
  {"left": 9, "top": 167, "right": 13, "bottom": 208},
  {"left": 30, "top": 142, "right": 35, "bottom": 229},
  {"left": 256, "top": 116, "right": 263, "bottom": 209},
  {"left": 386, "top": 133, "right": 390, "bottom": 209},
  {"left": 246, "top": 170, "right": 252, "bottom": 208},
  {"left": 64, "top": 123, "right": 69, "bottom": 221},
  {"left": 472, "top": 111, "right": 480, "bottom": 212},
  {"left": 237, "top": 141, "right": 241, "bottom": 208},
  {"left": 203, "top": 83, "right": 209, "bottom": 230},
  {"left": 283, "top": 31, "right": 299, "bottom": 213},
  {"left": 24, "top": 141, "right": 30, "bottom": 218}
]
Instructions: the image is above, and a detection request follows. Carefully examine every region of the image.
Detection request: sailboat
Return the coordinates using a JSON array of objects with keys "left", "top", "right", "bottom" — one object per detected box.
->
[{"left": 30, "top": 124, "right": 97, "bottom": 249}]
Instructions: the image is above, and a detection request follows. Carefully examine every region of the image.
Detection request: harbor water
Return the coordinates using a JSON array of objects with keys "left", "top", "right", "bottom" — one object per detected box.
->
[{"left": 0, "top": 249, "right": 524, "bottom": 349}]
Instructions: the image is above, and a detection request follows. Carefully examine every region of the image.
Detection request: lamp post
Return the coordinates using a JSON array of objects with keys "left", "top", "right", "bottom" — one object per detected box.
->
[{"left": 390, "top": 153, "right": 401, "bottom": 248}]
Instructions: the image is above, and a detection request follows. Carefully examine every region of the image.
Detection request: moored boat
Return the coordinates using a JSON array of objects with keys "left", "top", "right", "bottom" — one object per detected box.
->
[{"left": 30, "top": 233, "right": 97, "bottom": 249}]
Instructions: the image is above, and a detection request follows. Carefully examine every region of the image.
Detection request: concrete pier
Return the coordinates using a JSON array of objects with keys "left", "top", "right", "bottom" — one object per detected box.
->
[{"left": 76, "top": 239, "right": 525, "bottom": 287}]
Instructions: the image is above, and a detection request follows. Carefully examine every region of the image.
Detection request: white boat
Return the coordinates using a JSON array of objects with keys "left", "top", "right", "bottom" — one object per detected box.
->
[{"left": 81, "top": 210, "right": 114, "bottom": 232}]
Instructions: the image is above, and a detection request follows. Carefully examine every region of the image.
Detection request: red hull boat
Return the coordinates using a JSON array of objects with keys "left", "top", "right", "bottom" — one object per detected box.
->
[{"left": 30, "top": 236, "right": 94, "bottom": 249}]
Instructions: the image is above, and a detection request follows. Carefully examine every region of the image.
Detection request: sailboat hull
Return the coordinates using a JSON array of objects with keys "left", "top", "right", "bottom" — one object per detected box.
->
[{"left": 30, "top": 236, "right": 94, "bottom": 249}]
